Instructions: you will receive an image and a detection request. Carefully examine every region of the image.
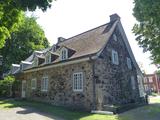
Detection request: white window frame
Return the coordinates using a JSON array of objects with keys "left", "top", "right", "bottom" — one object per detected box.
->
[
  {"left": 112, "top": 50, "right": 119, "bottom": 65},
  {"left": 149, "top": 77, "right": 153, "bottom": 83},
  {"left": 61, "top": 48, "right": 68, "bottom": 60},
  {"left": 131, "top": 76, "right": 136, "bottom": 90},
  {"left": 113, "top": 34, "right": 117, "bottom": 41},
  {"left": 52, "top": 46, "right": 57, "bottom": 52},
  {"left": 31, "top": 78, "right": 37, "bottom": 90},
  {"left": 41, "top": 76, "right": 49, "bottom": 92},
  {"left": 73, "top": 72, "right": 83, "bottom": 92},
  {"left": 45, "top": 53, "right": 51, "bottom": 64},
  {"left": 127, "top": 57, "right": 132, "bottom": 69},
  {"left": 33, "top": 57, "right": 38, "bottom": 67}
]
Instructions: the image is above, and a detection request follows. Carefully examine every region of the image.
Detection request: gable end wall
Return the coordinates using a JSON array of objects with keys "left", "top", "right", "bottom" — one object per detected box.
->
[{"left": 94, "top": 27, "right": 140, "bottom": 110}]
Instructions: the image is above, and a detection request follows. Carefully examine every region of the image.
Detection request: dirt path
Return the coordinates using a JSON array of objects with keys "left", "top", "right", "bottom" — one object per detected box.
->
[{"left": 0, "top": 107, "right": 63, "bottom": 120}]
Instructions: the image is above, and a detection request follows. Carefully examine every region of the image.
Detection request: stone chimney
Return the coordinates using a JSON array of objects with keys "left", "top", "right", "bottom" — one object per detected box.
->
[
  {"left": 58, "top": 37, "right": 66, "bottom": 43},
  {"left": 110, "top": 13, "right": 120, "bottom": 22}
]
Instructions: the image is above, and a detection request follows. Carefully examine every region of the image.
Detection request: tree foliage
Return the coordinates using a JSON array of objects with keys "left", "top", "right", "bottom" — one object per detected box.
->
[
  {"left": 0, "top": 14, "right": 49, "bottom": 71},
  {"left": 0, "top": 0, "right": 53, "bottom": 48},
  {"left": 133, "top": 0, "right": 160, "bottom": 65},
  {"left": 0, "top": 75, "right": 15, "bottom": 97}
]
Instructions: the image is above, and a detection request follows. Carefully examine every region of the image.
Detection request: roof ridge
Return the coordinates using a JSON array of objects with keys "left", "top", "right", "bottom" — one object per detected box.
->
[{"left": 58, "top": 22, "right": 112, "bottom": 44}]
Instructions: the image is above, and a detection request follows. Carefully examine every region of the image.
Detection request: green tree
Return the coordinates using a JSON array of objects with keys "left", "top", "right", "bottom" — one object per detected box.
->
[
  {"left": 133, "top": 0, "right": 160, "bottom": 65},
  {"left": 0, "top": 75, "right": 15, "bottom": 97},
  {"left": 1, "top": 14, "right": 49, "bottom": 71},
  {"left": 0, "top": 0, "right": 53, "bottom": 48}
]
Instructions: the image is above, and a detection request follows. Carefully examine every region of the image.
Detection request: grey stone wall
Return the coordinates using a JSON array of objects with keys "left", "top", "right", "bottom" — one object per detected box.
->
[
  {"left": 95, "top": 28, "right": 140, "bottom": 110},
  {"left": 19, "top": 61, "right": 94, "bottom": 111}
]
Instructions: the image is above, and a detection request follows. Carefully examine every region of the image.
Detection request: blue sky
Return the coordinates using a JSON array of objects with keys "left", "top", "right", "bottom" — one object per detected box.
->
[{"left": 29, "top": 0, "right": 157, "bottom": 74}]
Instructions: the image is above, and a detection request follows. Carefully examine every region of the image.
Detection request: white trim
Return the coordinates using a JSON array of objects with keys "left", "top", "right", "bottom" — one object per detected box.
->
[
  {"left": 127, "top": 57, "right": 132, "bottom": 69},
  {"left": 12, "top": 64, "right": 20, "bottom": 67},
  {"left": 45, "top": 52, "right": 51, "bottom": 64},
  {"left": 52, "top": 45, "right": 57, "bottom": 52},
  {"left": 112, "top": 50, "right": 119, "bottom": 65},
  {"left": 21, "top": 61, "right": 32, "bottom": 64},
  {"left": 21, "top": 80, "right": 26, "bottom": 98},
  {"left": 60, "top": 47, "right": 68, "bottom": 60},
  {"left": 24, "top": 57, "right": 91, "bottom": 73},
  {"left": 33, "top": 57, "right": 38, "bottom": 67},
  {"left": 131, "top": 76, "right": 136, "bottom": 90},
  {"left": 73, "top": 72, "right": 83, "bottom": 92},
  {"left": 41, "top": 76, "right": 49, "bottom": 92},
  {"left": 31, "top": 78, "right": 37, "bottom": 90}
]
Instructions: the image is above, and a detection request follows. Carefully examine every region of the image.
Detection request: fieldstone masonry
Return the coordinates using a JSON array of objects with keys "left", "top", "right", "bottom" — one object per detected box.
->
[
  {"left": 17, "top": 61, "right": 94, "bottom": 111},
  {"left": 95, "top": 28, "right": 140, "bottom": 110}
]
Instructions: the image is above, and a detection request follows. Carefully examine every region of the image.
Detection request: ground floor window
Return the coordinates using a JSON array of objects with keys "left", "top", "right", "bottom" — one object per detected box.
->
[
  {"left": 131, "top": 76, "right": 136, "bottom": 90},
  {"left": 73, "top": 72, "right": 83, "bottom": 92},
  {"left": 41, "top": 76, "right": 48, "bottom": 92},
  {"left": 31, "top": 78, "right": 37, "bottom": 90}
]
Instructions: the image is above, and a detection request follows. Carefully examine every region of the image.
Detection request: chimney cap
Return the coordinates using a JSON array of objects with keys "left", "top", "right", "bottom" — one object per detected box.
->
[
  {"left": 58, "top": 37, "right": 66, "bottom": 43},
  {"left": 110, "top": 13, "right": 120, "bottom": 22}
]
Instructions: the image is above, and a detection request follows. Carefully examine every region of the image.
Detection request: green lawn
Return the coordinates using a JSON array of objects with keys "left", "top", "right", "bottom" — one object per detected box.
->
[{"left": 0, "top": 96, "right": 160, "bottom": 120}]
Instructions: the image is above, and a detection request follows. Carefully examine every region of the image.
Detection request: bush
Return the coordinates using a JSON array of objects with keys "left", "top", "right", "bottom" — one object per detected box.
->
[{"left": 0, "top": 75, "right": 15, "bottom": 97}]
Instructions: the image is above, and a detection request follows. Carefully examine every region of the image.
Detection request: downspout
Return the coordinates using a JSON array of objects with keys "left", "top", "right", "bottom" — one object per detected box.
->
[
  {"left": 155, "top": 73, "right": 159, "bottom": 94},
  {"left": 89, "top": 56, "right": 96, "bottom": 110}
]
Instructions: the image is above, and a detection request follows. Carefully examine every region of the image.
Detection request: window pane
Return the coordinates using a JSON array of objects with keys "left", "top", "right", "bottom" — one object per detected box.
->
[{"left": 73, "top": 73, "right": 83, "bottom": 91}]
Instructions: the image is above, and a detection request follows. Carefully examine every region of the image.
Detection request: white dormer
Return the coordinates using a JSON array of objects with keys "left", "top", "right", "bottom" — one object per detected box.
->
[
  {"left": 20, "top": 61, "right": 32, "bottom": 71},
  {"left": 60, "top": 47, "right": 68, "bottom": 60},
  {"left": 45, "top": 52, "right": 51, "bottom": 64},
  {"left": 32, "top": 57, "right": 38, "bottom": 67},
  {"left": 11, "top": 64, "right": 20, "bottom": 74},
  {"left": 52, "top": 45, "right": 57, "bottom": 52}
]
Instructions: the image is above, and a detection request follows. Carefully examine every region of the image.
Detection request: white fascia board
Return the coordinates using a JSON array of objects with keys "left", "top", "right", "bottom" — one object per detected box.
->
[
  {"left": 12, "top": 64, "right": 20, "bottom": 67},
  {"left": 24, "top": 56, "right": 94, "bottom": 73},
  {"left": 21, "top": 61, "right": 32, "bottom": 65}
]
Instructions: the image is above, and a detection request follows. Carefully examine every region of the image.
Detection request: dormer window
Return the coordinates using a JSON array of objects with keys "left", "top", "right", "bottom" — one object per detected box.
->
[
  {"left": 113, "top": 34, "right": 117, "bottom": 41},
  {"left": 61, "top": 48, "right": 68, "bottom": 60},
  {"left": 45, "top": 53, "right": 51, "bottom": 64},
  {"left": 33, "top": 58, "right": 38, "bottom": 67},
  {"left": 20, "top": 61, "right": 32, "bottom": 71},
  {"left": 52, "top": 45, "right": 57, "bottom": 52}
]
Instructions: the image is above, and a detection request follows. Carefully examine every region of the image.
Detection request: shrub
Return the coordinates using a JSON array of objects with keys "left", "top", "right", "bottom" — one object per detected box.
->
[{"left": 0, "top": 75, "right": 16, "bottom": 97}]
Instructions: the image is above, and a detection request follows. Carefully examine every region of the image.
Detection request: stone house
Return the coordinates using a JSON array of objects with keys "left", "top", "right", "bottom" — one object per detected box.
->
[{"left": 11, "top": 14, "right": 145, "bottom": 111}]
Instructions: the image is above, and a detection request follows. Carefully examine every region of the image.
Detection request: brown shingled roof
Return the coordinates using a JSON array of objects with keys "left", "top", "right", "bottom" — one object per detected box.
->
[{"left": 57, "top": 20, "right": 118, "bottom": 60}]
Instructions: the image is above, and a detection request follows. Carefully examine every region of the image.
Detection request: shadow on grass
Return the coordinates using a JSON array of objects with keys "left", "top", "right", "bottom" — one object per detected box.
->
[
  {"left": 0, "top": 99, "right": 160, "bottom": 120},
  {"left": 0, "top": 99, "right": 93, "bottom": 120}
]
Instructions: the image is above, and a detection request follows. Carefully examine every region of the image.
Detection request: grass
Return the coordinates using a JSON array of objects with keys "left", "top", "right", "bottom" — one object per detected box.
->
[
  {"left": 150, "top": 92, "right": 159, "bottom": 97},
  {"left": 0, "top": 96, "right": 160, "bottom": 120},
  {"left": 0, "top": 99, "right": 117, "bottom": 120}
]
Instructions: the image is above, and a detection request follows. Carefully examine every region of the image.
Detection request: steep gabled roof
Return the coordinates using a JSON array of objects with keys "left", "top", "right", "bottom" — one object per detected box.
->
[
  {"left": 24, "top": 19, "right": 118, "bottom": 65},
  {"left": 57, "top": 21, "right": 117, "bottom": 60}
]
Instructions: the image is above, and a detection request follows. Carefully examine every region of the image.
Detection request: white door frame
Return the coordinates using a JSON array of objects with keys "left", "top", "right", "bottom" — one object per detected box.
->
[{"left": 21, "top": 80, "right": 26, "bottom": 98}]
